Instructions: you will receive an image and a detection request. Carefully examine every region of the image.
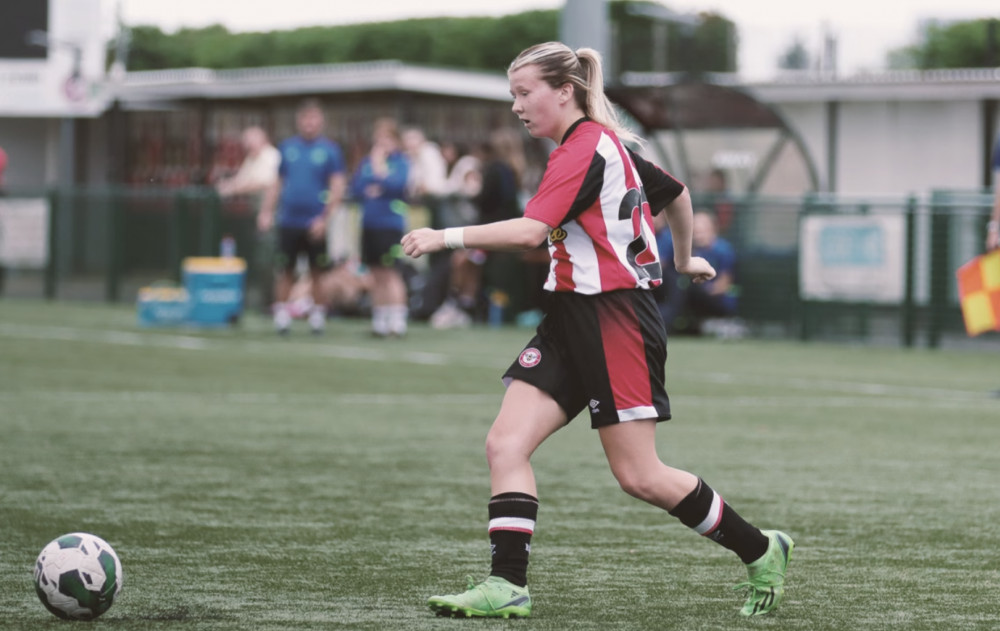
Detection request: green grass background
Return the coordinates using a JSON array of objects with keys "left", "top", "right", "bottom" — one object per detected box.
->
[{"left": 1, "top": 300, "right": 998, "bottom": 630}]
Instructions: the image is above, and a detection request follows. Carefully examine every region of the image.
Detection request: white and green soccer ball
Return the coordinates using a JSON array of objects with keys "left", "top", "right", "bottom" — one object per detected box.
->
[{"left": 34, "top": 532, "right": 123, "bottom": 620}]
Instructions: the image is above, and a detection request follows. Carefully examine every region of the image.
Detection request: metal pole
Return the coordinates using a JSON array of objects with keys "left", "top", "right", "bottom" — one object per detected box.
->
[
  {"left": 44, "top": 188, "right": 59, "bottom": 300},
  {"left": 901, "top": 195, "right": 917, "bottom": 348},
  {"left": 927, "top": 191, "right": 949, "bottom": 349},
  {"left": 105, "top": 189, "right": 122, "bottom": 302}
]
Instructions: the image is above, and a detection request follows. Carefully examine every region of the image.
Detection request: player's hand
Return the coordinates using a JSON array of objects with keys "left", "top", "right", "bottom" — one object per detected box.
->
[
  {"left": 675, "top": 256, "right": 716, "bottom": 283},
  {"left": 257, "top": 212, "right": 273, "bottom": 233},
  {"left": 401, "top": 228, "right": 445, "bottom": 259}
]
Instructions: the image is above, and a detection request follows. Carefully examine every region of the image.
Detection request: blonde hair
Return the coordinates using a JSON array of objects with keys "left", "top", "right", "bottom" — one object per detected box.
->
[{"left": 508, "top": 41, "right": 640, "bottom": 145}]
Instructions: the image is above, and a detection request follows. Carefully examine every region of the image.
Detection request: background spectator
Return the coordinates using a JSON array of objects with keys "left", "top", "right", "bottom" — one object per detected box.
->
[
  {"left": 258, "top": 99, "right": 347, "bottom": 334},
  {"left": 351, "top": 117, "right": 411, "bottom": 337},
  {"left": 402, "top": 126, "right": 448, "bottom": 203},
  {"left": 986, "top": 133, "right": 1000, "bottom": 251},
  {"left": 655, "top": 210, "right": 740, "bottom": 336},
  {"left": 430, "top": 128, "right": 528, "bottom": 327},
  {"left": 215, "top": 126, "right": 281, "bottom": 198}
]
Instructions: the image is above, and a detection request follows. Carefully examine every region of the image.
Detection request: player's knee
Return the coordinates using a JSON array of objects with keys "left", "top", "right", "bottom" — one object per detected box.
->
[
  {"left": 613, "top": 468, "right": 657, "bottom": 502},
  {"left": 485, "top": 426, "right": 525, "bottom": 470}
]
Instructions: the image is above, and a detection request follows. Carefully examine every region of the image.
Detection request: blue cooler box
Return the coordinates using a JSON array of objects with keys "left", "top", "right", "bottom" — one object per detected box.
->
[
  {"left": 137, "top": 286, "right": 190, "bottom": 327},
  {"left": 182, "top": 257, "right": 246, "bottom": 326}
]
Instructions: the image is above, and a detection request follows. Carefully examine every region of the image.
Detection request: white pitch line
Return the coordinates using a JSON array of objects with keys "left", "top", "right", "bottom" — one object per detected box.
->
[
  {"left": 0, "top": 322, "right": 470, "bottom": 367},
  {"left": 0, "top": 322, "right": 209, "bottom": 350}
]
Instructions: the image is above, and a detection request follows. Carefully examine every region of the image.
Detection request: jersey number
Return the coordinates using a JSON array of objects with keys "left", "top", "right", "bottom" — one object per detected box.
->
[{"left": 618, "top": 188, "right": 662, "bottom": 284}]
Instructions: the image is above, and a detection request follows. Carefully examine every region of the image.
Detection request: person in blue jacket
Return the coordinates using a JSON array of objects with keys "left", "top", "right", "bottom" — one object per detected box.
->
[{"left": 351, "top": 118, "right": 411, "bottom": 337}]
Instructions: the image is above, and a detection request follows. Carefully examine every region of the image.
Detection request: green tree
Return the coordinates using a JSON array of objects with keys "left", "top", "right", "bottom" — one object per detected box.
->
[
  {"left": 778, "top": 37, "right": 810, "bottom": 70},
  {"left": 888, "top": 18, "right": 1000, "bottom": 69},
  {"left": 608, "top": 1, "right": 736, "bottom": 75},
  {"left": 122, "top": 11, "right": 560, "bottom": 72}
]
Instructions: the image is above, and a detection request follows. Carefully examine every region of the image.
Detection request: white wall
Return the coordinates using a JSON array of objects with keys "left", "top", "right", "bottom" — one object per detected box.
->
[
  {"left": 836, "top": 100, "right": 981, "bottom": 196},
  {"left": 764, "top": 95, "right": 995, "bottom": 197}
]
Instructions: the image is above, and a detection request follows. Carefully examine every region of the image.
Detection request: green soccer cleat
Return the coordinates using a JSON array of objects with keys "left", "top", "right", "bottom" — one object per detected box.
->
[
  {"left": 734, "top": 529, "right": 794, "bottom": 617},
  {"left": 427, "top": 576, "right": 532, "bottom": 619}
]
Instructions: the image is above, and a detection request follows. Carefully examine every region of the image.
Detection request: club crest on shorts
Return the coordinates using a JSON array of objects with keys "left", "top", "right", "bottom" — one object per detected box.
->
[{"left": 518, "top": 347, "right": 542, "bottom": 368}]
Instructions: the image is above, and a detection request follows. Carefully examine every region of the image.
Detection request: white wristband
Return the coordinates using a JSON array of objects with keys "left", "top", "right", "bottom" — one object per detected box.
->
[
  {"left": 443, "top": 227, "right": 466, "bottom": 249},
  {"left": 988, "top": 220, "right": 999, "bottom": 232}
]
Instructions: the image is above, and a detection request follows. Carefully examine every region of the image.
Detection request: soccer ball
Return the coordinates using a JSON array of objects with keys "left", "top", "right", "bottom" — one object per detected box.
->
[{"left": 33, "top": 532, "right": 123, "bottom": 620}]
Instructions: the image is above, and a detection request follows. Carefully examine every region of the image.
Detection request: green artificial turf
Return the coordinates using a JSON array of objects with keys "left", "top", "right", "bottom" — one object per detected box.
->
[{"left": 1, "top": 299, "right": 998, "bottom": 630}]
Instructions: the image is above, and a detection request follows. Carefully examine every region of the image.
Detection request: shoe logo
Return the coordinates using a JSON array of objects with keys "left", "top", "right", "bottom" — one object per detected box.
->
[
  {"left": 498, "top": 595, "right": 530, "bottom": 609},
  {"left": 777, "top": 534, "right": 790, "bottom": 560},
  {"left": 589, "top": 399, "right": 600, "bottom": 413},
  {"left": 519, "top": 347, "right": 541, "bottom": 368}
]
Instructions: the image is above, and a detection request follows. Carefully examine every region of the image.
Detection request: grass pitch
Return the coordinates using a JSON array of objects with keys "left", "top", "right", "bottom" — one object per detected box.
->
[{"left": 1, "top": 299, "right": 998, "bottom": 630}]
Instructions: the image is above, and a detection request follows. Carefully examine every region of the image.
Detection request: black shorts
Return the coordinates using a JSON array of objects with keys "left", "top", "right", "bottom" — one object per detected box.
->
[
  {"left": 361, "top": 227, "right": 405, "bottom": 268},
  {"left": 503, "top": 289, "right": 671, "bottom": 429},
  {"left": 275, "top": 226, "right": 331, "bottom": 273}
]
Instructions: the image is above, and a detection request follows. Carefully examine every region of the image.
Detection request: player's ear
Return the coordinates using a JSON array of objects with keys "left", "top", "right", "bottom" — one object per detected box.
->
[{"left": 559, "top": 82, "right": 574, "bottom": 105}]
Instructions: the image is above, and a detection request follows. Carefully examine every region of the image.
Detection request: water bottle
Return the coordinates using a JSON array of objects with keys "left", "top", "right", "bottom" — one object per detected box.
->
[{"left": 488, "top": 290, "right": 508, "bottom": 328}]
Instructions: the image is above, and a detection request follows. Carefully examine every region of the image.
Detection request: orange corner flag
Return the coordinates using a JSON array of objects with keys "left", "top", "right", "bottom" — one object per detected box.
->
[{"left": 956, "top": 249, "right": 1000, "bottom": 336}]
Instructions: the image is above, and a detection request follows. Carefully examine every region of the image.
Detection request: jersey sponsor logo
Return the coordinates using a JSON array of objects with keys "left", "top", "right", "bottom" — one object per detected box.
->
[
  {"left": 548, "top": 227, "right": 567, "bottom": 243},
  {"left": 518, "top": 347, "right": 542, "bottom": 368}
]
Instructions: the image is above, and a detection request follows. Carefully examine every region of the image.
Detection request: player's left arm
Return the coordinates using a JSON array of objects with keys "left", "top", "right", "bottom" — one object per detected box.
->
[{"left": 662, "top": 188, "right": 715, "bottom": 283}]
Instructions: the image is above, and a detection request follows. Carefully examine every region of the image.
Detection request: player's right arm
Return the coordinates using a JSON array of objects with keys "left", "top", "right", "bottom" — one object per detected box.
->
[{"left": 402, "top": 216, "right": 549, "bottom": 259}]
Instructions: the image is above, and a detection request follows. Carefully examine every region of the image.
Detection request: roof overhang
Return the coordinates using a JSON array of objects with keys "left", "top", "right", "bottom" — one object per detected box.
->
[{"left": 114, "top": 60, "right": 513, "bottom": 105}]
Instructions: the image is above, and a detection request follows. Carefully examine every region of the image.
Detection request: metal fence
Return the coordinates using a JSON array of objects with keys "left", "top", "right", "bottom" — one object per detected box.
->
[{"left": 0, "top": 186, "right": 995, "bottom": 348}]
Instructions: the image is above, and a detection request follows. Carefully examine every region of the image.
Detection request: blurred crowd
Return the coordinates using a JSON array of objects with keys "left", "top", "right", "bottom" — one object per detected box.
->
[
  {"left": 212, "top": 100, "right": 545, "bottom": 336},
  {"left": 209, "top": 99, "right": 751, "bottom": 338}
]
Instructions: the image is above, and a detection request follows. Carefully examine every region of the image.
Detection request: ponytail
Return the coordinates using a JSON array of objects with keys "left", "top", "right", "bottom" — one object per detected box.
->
[{"left": 573, "top": 48, "right": 641, "bottom": 146}]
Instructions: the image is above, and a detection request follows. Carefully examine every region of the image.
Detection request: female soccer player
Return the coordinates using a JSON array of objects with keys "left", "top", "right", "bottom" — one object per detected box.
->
[{"left": 401, "top": 41, "right": 792, "bottom": 619}]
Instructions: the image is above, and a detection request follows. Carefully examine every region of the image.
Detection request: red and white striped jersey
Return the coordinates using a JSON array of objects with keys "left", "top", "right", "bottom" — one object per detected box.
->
[{"left": 524, "top": 119, "right": 684, "bottom": 294}]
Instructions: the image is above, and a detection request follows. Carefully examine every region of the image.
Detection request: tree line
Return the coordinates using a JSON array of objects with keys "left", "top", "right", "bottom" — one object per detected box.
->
[{"left": 119, "top": 6, "right": 999, "bottom": 75}]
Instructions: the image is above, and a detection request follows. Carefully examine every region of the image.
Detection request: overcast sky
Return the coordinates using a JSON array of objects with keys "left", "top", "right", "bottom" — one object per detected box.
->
[{"left": 111, "top": 0, "right": 1000, "bottom": 79}]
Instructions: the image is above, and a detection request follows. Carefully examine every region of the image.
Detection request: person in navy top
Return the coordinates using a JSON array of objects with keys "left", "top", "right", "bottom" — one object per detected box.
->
[
  {"left": 350, "top": 118, "right": 411, "bottom": 337},
  {"left": 403, "top": 42, "right": 792, "bottom": 620},
  {"left": 656, "top": 210, "right": 739, "bottom": 333},
  {"left": 259, "top": 99, "right": 346, "bottom": 334}
]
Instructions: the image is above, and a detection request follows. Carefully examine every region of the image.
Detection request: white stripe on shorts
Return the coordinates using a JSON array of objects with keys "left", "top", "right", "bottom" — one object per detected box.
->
[
  {"left": 693, "top": 490, "right": 723, "bottom": 535},
  {"left": 489, "top": 517, "right": 536, "bottom": 533},
  {"left": 618, "top": 405, "right": 659, "bottom": 422}
]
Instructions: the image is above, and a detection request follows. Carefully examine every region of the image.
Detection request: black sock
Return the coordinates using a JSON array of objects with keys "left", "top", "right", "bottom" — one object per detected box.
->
[
  {"left": 488, "top": 492, "right": 538, "bottom": 587},
  {"left": 668, "top": 478, "right": 769, "bottom": 564}
]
